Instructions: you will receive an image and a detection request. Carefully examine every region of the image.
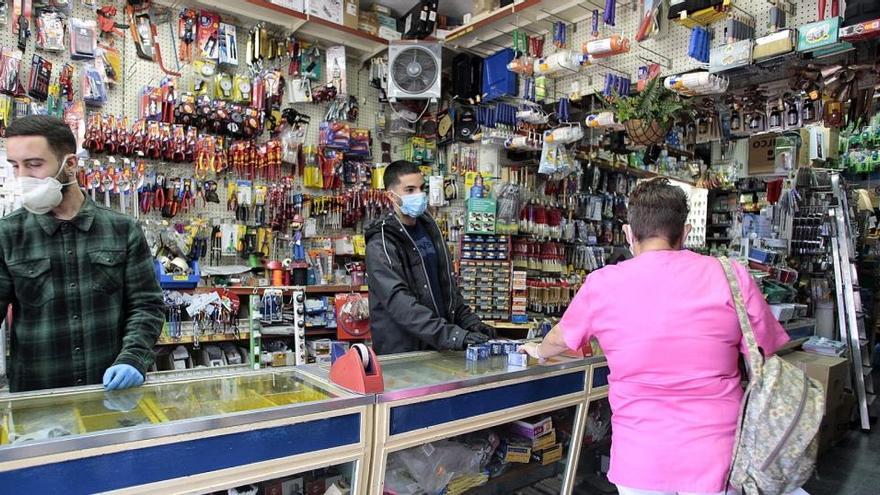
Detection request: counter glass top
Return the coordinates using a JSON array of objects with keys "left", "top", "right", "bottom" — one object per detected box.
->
[
  {"left": 0, "top": 369, "right": 365, "bottom": 460},
  {"left": 298, "top": 351, "right": 593, "bottom": 402},
  {"left": 382, "top": 352, "right": 588, "bottom": 394}
]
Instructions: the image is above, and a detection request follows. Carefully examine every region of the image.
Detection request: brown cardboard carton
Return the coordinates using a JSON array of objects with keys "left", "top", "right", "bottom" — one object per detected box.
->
[
  {"left": 782, "top": 351, "right": 853, "bottom": 453},
  {"left": 781, "top": 351, "right": 849, "bottom": 414},
  {"left": 343, "top": 0, "right": 360, "bottom": 30},
  {"left": 748, "top": 133, "right": 779, "bottom": 175}
]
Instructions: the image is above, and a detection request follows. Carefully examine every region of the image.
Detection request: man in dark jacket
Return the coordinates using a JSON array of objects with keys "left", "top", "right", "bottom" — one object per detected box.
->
[{"left": 365, "top": 160, "right": 495, "bottom": 354}]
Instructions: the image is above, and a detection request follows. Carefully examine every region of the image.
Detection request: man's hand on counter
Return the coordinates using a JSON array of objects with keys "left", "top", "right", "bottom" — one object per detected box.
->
[
  {"left": 103, "top": 364, "right": 145, "bottom": 391},
  {"left": 462, "top": 331, "right": 490, "bottom": 347},
  {"left": 469, "top": 322, "right": 498, "bottom": 339}
]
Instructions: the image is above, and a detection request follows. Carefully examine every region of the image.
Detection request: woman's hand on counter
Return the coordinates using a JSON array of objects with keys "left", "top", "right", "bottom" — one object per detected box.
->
[
  {"left": 519, "top": 324, "right": 572, "bottom": 361},
  {"left": 519, "top": 342, "right": 546, "bottom": 362}
]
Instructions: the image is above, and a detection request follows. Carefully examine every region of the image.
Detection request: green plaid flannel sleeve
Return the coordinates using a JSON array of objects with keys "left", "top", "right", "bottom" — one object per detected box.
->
[{"left": 112, "top": 222, "right": 164, "bottom": 376}]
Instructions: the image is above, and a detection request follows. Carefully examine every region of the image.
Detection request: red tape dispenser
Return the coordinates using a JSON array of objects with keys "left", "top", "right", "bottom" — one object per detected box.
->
[
  {"left": 329, "top": 343, "right": 384, "bottom": 394},
  {"left": 563, "top": 343, "right": 593, "bottom": 359}
]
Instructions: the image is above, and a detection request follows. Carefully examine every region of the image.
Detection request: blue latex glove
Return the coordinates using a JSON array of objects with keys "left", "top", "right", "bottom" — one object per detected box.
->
[{"left": 103, "top": 364, "right": 144, "bottom": 391}]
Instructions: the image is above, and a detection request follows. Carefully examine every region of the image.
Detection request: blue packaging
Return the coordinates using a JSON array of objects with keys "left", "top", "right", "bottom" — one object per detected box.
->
[
  {"left": 466, "top": 344, "right": 490, "bottom": 361},
  {"left": 508, "top": 352, "right": 530, "bottom": 367},
  {"left": 482, "top": 49, "right": 517, "bottom": 102},
  {"left": 489, "top": 341, "right": 505, "bottom": 356}
]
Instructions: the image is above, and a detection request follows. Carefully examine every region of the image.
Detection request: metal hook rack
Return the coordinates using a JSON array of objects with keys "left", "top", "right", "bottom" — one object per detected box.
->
[
  {"left": 495, "top": 25, "right": 539, "bottom": 38},
  {"left": 539, "top": 8, "right": 574, "bottom": 26},
  {"left": 473, "top": 37, "right": 511, "bottom": 50},
  {"left": 582, "top": 0, "right": 605, "bottom": 12},
  {"left": 768, "top": 0, "right": 797, "bottom": 17},
  {"left": 637, "top": 43, "right": 673, "bottom": 69},
  {"left": 729, "top": 2, "right": 757, "bottom": 25},
  {"left": 594, "top": 61, "right": 630, "bottom": 78}
]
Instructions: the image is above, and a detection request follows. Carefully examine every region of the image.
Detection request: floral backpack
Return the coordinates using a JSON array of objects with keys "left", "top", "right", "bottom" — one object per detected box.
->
[{"left": 720, "top": 257, "right": 824, "bottom": 495}]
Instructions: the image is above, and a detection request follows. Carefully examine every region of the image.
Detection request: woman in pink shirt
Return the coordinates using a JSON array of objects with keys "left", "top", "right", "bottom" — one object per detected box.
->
[{"left": 520, "top": 178, "right": 805, "bottom": 495}]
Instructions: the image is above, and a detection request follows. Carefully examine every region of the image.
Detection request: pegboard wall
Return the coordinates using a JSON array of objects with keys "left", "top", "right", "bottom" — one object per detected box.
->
[
  {"left": 0, "top": 0, "right": 834, "bottom": 247},
  {"left": 0, "top": 0, "right": 392, "bottom": 238},
  {"left": 544, "top": 0, "right": 821, "bottom": 102}
]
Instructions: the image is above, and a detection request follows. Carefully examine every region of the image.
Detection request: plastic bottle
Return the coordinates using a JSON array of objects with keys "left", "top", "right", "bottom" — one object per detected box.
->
[{"left": 583, "top": 35, "right": 630, "bottom": 58}]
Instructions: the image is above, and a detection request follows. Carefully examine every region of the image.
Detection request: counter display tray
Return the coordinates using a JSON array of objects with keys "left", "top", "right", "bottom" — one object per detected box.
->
[
  {"left": 302, "top": 351, "right": 604, "bottom": 495},
  {"left": 0, "top": 369, "right": 372, "bottom": 494}
]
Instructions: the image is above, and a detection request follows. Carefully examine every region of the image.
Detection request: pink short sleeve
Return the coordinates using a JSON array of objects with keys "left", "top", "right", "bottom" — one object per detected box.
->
[
  {"left": 559, "top": 274, "right": 596, "bottom": 351},
  {"left": 732, "top": 261, "right": 790, "bottom": 356}
]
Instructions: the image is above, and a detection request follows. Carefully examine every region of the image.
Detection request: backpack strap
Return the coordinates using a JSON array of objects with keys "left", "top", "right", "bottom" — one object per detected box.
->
[{"left": 719, "top": 257, "right": 765, "bottom": 380}]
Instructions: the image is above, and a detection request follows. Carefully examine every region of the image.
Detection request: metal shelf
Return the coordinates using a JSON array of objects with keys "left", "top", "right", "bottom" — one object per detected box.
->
[
  {"left": 441, "top": 0, "right": 592, "bottom": 57},
  {"left": 184, "top": 0, "right": 390, "bottom": 57},
  {"left": 156, "top": 331, "right": 250, "bottom": 346},
  {"left": 583, "top": 156, "right": 698, "bottom": 186},
  {"left": 195, "top": 285, "right": 367, "bottom": 296},
  {"left": 156, "top": 328, "right": 343, "bottom": 345}
]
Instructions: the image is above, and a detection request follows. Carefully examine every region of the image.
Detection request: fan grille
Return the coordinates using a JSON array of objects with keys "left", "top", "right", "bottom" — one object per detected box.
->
[{"left": 391, "top": 46, "right": 439, "bottom": 95}]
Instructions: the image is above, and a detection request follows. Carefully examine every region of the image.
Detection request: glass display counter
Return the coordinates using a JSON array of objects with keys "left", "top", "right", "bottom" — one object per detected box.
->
[
  {"left": 0, "top": 368, "right": 372, "bottom": 494},
  {"left": 302, "top": 351, "right": 605, "bottom": 495}
]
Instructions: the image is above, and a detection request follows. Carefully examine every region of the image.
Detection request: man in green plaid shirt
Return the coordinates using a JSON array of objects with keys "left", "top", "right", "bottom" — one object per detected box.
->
[{"left": 1, "top": 116, "right": 164, "bottom": 393}]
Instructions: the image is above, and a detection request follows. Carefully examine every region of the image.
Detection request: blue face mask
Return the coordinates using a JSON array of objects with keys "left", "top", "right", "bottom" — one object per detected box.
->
[{"left": 395, "top": 191, "right": 428, "bottom": 218}]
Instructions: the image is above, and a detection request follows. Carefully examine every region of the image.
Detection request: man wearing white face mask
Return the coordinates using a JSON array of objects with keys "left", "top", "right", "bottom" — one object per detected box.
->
[
  {"left": 365, "top": 160, "right": 495, "bottom": 354},
  {"left": 0, "top": 116, "right": 164, "bottom": 392}
]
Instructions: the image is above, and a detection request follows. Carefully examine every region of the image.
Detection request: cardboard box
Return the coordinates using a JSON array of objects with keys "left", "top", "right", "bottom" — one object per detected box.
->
[
  {"left": 532, "top": 428, "right": 557, "bottom": 451},
  {"left": 709, "top": 39, "right": 753, "bottom": 73},
  {"left": 511, "top": 416, "right": 553, "bottom": 439},
  {"left": 498, "top": 438, "right": 532, "bottom": 463},
  {"left": 473, "top": 0, "right": 497, "bottom": 17},
  {"left": 817, "top": 389, "right": 855, "bottom": 452},
  {"left": 270, "top": 0, "right": 305, "bottom": 12},
  {"left": 532, "top": 443, "right": 563, "bottom": 465},
  {"left": 377, "top": 13, "right": 398, "bottom": 30},
  {"left": 782, "top": 351, "right": 850, "bottom": 414},
  {"left": 359, "top": 13, "right": 379, "bottom": 35},
  {"left": 309, "top": 0, "right": 343, "bottom": 25},
  {"left": 378, "top": 25, "right": 401, "bottom": 40},
  {"left": 370, "top": 3, "right": 392, "bottom": 16},
  {"left": 507, "top": 352, "right": 531, "bottom": 367},
  {"left": 781, "top": 351, "right": 852, "bottom": 452},
  {"left": 753, "top": 29, "right": 795, "bottom": 60},
  {"left": 342, "top": 0, "right": 359, "bottom": 29},
  {"left": 747, "top": 133, "right": 779, "bottom": 175},
  {"left": 797, "top": 17, "right": 842, "bottom": 53}
]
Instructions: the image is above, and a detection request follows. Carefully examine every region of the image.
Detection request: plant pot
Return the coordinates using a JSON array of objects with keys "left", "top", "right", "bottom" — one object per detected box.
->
[{"left": 624, "top": 119, "right": 669, "bottom": 147}]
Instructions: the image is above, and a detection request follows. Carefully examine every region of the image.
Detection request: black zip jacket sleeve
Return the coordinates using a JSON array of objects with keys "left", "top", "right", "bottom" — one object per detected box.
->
[{"left": 366, "top": 215, "right": 474, "bottom": 353}]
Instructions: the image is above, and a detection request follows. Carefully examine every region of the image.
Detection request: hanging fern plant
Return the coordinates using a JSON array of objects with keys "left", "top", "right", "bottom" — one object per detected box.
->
[
  {"left": 597, "top": 77, "right": 690, "bottom": 146},
  {"left": 600, "top": 77, "right": 687, "bottom": 125}
]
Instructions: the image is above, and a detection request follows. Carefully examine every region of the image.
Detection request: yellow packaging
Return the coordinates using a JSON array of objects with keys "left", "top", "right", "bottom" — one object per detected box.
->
[
  {"left": 353, "top": 235, "right": 366, "bottom": 256},
  {"left": 533, "top": 428, "right": 557, "bottom": 451},
  {"left": 372, "top": 165, "right": 386, "bottom": 189},
  {"left": 532, "top": 443, "right": 563, "bottom": 465},
  {"left": 304, "top": 165, "right": 323, "bottom": 188},
  {"left": 500, "top": 441, "right": 531, "bottom": 463},
  {"left": 753, "top": 29, "right": 795, "bottom": 60},
  {"left": 502, "top": 444, "right": 532, "bottom": 464}
]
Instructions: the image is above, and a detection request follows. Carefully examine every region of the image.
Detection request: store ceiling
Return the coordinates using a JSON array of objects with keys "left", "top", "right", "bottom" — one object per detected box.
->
[{"left": 364, "top": 0, "right": 473, "bottom": 19}]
